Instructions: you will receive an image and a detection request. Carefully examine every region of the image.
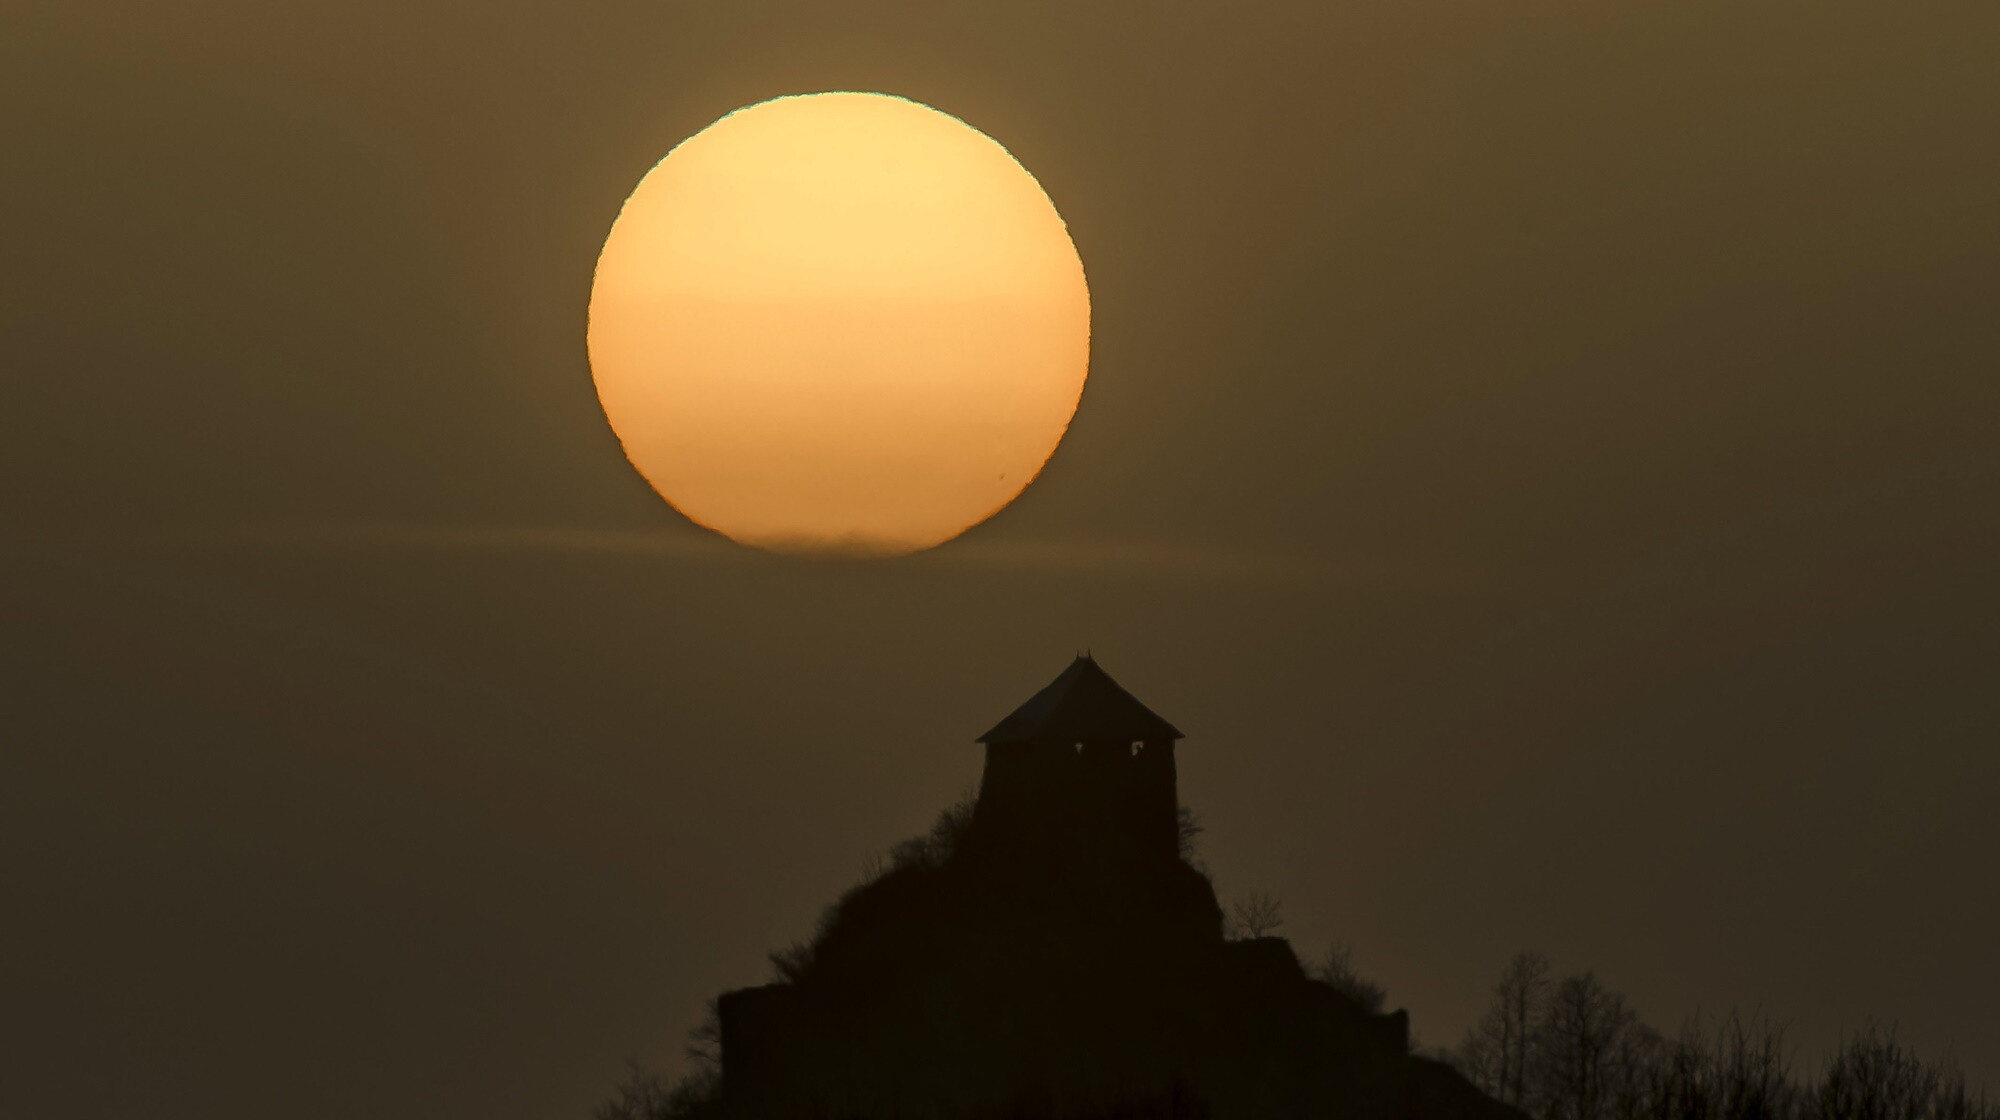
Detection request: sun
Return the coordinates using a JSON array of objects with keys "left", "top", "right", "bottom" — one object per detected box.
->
[{"left": 587, "top": 91, "right": 1091, "bottom": 556}]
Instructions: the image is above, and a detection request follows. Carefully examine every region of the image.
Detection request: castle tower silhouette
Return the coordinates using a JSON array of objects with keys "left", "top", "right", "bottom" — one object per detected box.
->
[
  {"left": 969, "top": 654, "right": 1184, "bottom": 864},
  {"left": 703, "top": 655, "right": 1501, "bottom": 1120}
]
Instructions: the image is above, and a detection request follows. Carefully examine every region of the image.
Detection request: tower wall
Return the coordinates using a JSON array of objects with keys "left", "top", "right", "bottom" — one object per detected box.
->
[{"left": 971, "top": 737, "right": 1179, "bottom": 863}]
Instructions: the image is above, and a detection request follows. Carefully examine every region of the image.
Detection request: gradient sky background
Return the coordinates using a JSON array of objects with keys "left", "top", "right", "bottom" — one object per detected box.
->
[{"left": 4, "top": 3, "right": 1997, "bottom": 1119}]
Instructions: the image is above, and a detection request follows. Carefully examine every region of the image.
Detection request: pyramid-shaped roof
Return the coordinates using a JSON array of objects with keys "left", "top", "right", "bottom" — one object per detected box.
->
[{"left": 977, "top": 655, "right": 1184, "bottom": 746}]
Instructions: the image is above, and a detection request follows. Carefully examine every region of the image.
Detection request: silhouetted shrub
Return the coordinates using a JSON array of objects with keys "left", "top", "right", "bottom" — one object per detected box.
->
[
  {"left": 888, "top": 794, "right": 976, "bottom": 872},
  {"left": 1312, "top": 942, "right": 1389, "bottom": 1013},
  {"left": 596, "top": 1057, "right": 719, "bottom": 1120},
  {"left": 595, "top": 1059, "right": 672, "bottom": 1120},
  {"left": 1176, "top": 805, "right": 1204, "bottom": 863}
]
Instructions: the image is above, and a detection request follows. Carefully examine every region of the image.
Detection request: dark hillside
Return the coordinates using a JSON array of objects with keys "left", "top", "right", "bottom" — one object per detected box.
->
[
  {"left": 706, "top": 797, "right": 1516, "bottom": 1120},
  {"left": 622, "top": 659, "right": 1526, "bottom": 1120}
]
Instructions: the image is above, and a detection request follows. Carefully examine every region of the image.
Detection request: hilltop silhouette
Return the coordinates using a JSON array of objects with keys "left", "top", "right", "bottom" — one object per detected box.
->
[{"left": 615, "top": 656, "right": 1526, "bottom": 1120}]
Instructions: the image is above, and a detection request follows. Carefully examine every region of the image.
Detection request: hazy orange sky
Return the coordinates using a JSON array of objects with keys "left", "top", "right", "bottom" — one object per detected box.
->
[{"left": 3, "top": 3, "right": 1997, "bottom": 1119}]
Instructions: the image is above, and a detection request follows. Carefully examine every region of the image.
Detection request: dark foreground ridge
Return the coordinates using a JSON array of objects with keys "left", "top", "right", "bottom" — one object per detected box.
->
[{"left": 698, "top": 657, "right": 1526, "bottom": 1120}]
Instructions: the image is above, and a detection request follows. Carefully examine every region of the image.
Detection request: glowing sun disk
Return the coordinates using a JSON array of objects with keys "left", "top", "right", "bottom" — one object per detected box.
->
[{"left": 587, "top": 91, "right": 1091, "bottom": 555}]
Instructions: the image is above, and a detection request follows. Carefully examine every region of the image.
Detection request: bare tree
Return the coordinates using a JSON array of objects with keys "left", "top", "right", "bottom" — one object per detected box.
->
[
  {"left": 1803, "top": 1022, "right": 1997, "bottom": 1120},
  {"left": 1227, "top": 891, "right": 1285, "bottom": 939},
  {"left": 1532, "top": 971, "right": 1656, "bottom": 1120},
  {"left": 662, "top": 1065, "right": 721, "bottom": 1120},
  {"left": 1449, "top": 955, "right": 1989, "bottom": 1120},
  {"left": 1934, "top": 1069, "right": 1997, "bottom": 1120},
  {"left": 684, "top": 999, "right": 722, "bottom": 1072},
  {"left": 1713, "top": 1012, "right": 1793, "bottom": 1120},
  {"left": 1605, "top": 1001, "right": 1663, "bottom": 1120},
  {"left": 593, "top": 1003, "right": 727, "bottom": 1120},
  {"left": 1311, "top": 941, "right": 1388, "bottom": 1013},
  {"left": 594, "top": 1058, "right": 674, "bottom": 1120},
  {"left": 1458, "top": 952, "right": 1553, "bottom": 1111},
  {"left": 1645, "top": 1015, "right": 1719, "bottom": 1120}
]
